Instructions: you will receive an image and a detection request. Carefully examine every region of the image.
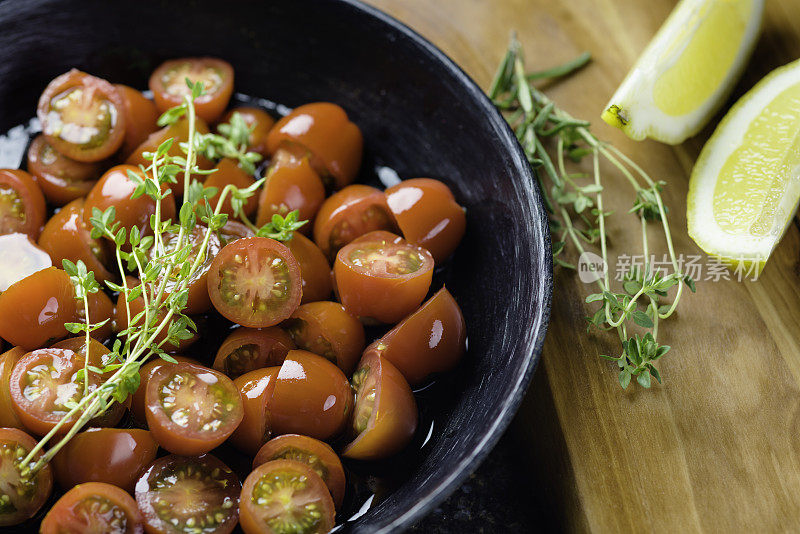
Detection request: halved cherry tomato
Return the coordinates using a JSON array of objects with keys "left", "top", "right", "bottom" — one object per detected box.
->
[
  {"left": 37, "top": 69, "right": 126, "bottom": 162},
  {"left": 284, "top": 301, "right": 364, "bottom": 375},
  {"left": 0, "top": 267, "right": 76, "bottom": 349},
  {"left": 218, "top": 220, "right": 254, "bottom": 245},
  {"left": 0, "top": 347, "right": 26, "bottom": 428},
  {"left": 50, "top": 337, "right": 117, "bottom": 381},
  {"left": 204, "top": 157, "right": 257, "bottom": 217},
  {"left": 253, "top": 434, "right": 346, "bottom": 509},
  {"left": 207, "top": 237, "right": 302, "bottom": 328},
  {"left": 366, "top": 287, "right": 466, "bottom": 385},
  {"left": 240, "top": 459, "right": 335, "bottom": 534},
  {"left": 230, "top": 366, "right": 280, "bottom": 454},
  {"left": 220, "top": 107, "right": 275, "bottom": 157},
  {"left": 0, "top": 233, "right": 51, "bottom": 291},
  {"left": 256, "top": 149, "right": 325, "bottom": 231},
  {"left": 343, "top": 351, "right": 418, "bottom": 460},
  {"left": 38, "top": 198, "right": 115, "bottom": 284},
  {"left": 270, "top": 350, "right": 351, "bottom": 441},
  {"left": 149, "top": 58, "right": 234, "bottom": 124},
  {"left": 145, "top": 362, "right": 243, "bottom": 455},
  {"left": 385, "top": 178, "right": 466, "bottom": 263},
  {"left": 40, "top": 481, "right": 143, "bottom": 534},
  {"left": 334, "top": 235, "right": 433, "bottom": 324},
  {"left": 266, "top": 102, "right": 363, "bottom": 190},
  {"left": 52, "top": 428, "right": 158, "bottom": 494},
  {"left": 351, "top": 229, "right": 405, "bottom": 246},
  {"left": 213, "top": 327, "right": 294, "bottom": 379},
  {"left": 27, "top": 134, "right": 103, "bottom": 205},
  {"left": 135, "top": 454, "right": 240, "bottom": 534},
  {"left": 284, "top": 233, "right": 332, "bottom": 304},
  {"left": 313, "top": 184, "right": 397, "bottom": 259},
  {"left": 0, "top": 427, "right": 53, "bottom": 526},
  {"left": 115, "top": 84, "right": 160, "bottom": 159},
  {"left": 0, "top": 169, "right": 46, "bottom": 239},
  {"left": 130, "top": 355, "right": 196, "bottom": 423}
]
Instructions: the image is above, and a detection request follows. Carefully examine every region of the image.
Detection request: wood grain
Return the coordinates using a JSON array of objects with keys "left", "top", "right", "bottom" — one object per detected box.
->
[{"left": 366, "top": 0, "right": 800, "bottom": 531}]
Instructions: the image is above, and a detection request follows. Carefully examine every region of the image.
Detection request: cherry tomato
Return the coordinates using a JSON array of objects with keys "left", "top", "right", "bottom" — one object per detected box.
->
[
  {"left": 334, "top": 235, "right": 433, "bottom": 324},
  {"left": 218, "top": 220, "right": 254, "bottom": 245},
  {"left": 313, "top": 184, "right": 397, "bottom": 259},
  {"left": 230, "top": 366, "right": 280, "bottom": 455},
  {"left": 208, "top": 237, "right": 302, "bottom": 328},
  {"left": 149, "top": 58, "right": 234, "bottom": 124},
  {"left": 204, "top": 157, "right": 257, "bottom": 217},
  {"left": 266, "top": 102, "right": 363, "bottom": 190},
  {"left": 213, "top": 327, "right": 294, "bottom": 379},
  {"left": 40, "top": 481, "right": 143, "bottom": 533},
  {"left": 50, "top": 336, "right": 117, "bottom": 379},
  {"left": 115, "top": 84, "right": 160, "bottom": 159},
  {"left": 220, "top": 107, "right": 275, "bottom": 157},
  {"left": 343, "top": 351, "right": 418, "bottom": 460},
  {"left": 351, "top": 229, "right": 406, "bottom": 246},
  {"left": 129, "top": 355, "right": 196, "bottom": 424},
  {"left": 256, "top": 149, "right": 325, "bottom": 231},
  {"left": 52, "top": 428, "right": 158, "bottom": 494},
  {"left": 145, "top": 362, "right": 244, "bottom": 455},
  {"left": 0, "top": 347, "right": 26, "bottom": 428},
  {"left": 37, "top": 69, "right": 126, "bottom": 162},
  {"left": 0, "top": 169, "right": 46, "bottom": 239},
  {"left": 0, "top": 267, "right": 76, "bottom": 349},
  {"left": 284, "top": 301, "right": 364, "bottom": 375},
  {"left": 26, "top": 134, "right": 103, "bottom": 206},
  {"left": 253, "top": 434, "right": 346, "bottom": 509},
  {"left": 270, "top": 350, "right": 351, "bottom": 441},
  {"left": 0, "top": 233, "right": 51, "bottom": 292},
  {"left": 38, "top": 198, "right": 115, "bottom": 284},
  {"left": 385, "top": 178, "right": 466, "bottom": 263},
  {"left": 284, "top": 232, "right": 332, "bottom": 304},
  {"left": 0, "top": 427, "right": 53, "bottom": 526},
  {"left": 71, "top": 283, "right": 115, "bottom": 342},
  {"left": 239, "top": 459, "right": 335, "bottom": 534},
  {"left": 135, "top": 454, "right": 240, "bottom": 534}
]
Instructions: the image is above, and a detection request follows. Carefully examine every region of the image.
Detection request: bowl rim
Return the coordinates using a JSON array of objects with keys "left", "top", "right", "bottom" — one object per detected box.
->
[{"left": 338, "top": 1, "right": 554, "bottom": 531}]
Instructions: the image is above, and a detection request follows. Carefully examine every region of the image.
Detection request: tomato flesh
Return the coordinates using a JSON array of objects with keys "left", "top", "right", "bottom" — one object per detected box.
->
[
  {"left": 150, "top": 58, "right": 234, "bottom": 124},
  {"left": 0, "top": 428, "right": 53, "bottom": 526},
  {"left": 213, "top": 326, "right": 294, "bottom": 379},
  {"left": 40, "top": 481, "right": 143, "bottom": 534}
]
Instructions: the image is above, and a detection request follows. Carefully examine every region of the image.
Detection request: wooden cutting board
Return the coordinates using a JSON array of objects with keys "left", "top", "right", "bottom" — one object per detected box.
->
[{"left": 368, "top": 0, "right": 800, "bottom": 531}]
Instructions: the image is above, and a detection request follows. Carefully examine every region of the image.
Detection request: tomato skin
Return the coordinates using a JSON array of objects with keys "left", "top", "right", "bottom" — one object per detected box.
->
[
  {"left": 0, "top": 427, "right": 53, "bottom": 526},
  {"left": 0, "top": 347, "right": 26, "bottom": 428},
  {"left": 256, "top": 149, "right": 325, "bottom": 232},
  {"left": 313, "top": 184, "right": 397, "bottom": 259},
  {"left": 115, "top": 84, "right": 160, "bottom": 160},
  {"left": 27, "top": 135, "right": 103, "bottom": 206},
  {"left": 213, "top": 326, "right": 294, "bottom": 379},
  {"left": 218, "top": 220, "right": 254, "bottom": 245},
  {"left": 253, "top": 434, "right": 346, "bottom": 508},
  {"left": 37, "top": 69, "right": 127, "bottom": 162},
  {"left": 150, "top": 57, "right": 234, "bottom": 124},
  {"left": 343, "top": 351, "right": 418, "bottom": 460},
  {"left": 220, "top": 107, "right": 275, "bottom": 157},
  {"left": 40, "top": 481, "right": 144, "bottom": 534},
  {"left": 0, "top": 169, "right": 46, "bottom": 239},
  {"left": 205, "top": 157, "right": 257, "bottom": 217},
  {"left": 270, "top": 350, "right": 352, "bottom": 441},
  {"left": 285, "top": 232, "right": 332, "bottom": 304},
  {"left": 266, "top": 102, "right": 363, "bottom": 190},
  {"left": 0, "top": 267, "right": 76, "bottom": 350},
  {"left": 385, "top": 178, "right": 466, "bottom": 263},
  {"left": 284, "top": 301, "right": 364, "bottom": 375},
  {"left": 230, "top": 366, "right": 280, "bottom": 454},
  {"left": 0, "top": 233, "right": 52, "bottom": 292},
  {"left": 130, "top": 355, "right": 196, "bottom": 424}
]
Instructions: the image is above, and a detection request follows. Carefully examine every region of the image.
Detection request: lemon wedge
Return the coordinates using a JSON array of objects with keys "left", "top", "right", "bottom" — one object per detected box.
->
[
  {"left": 601, "top": 0, "right": 764, "bottom": 144},
  {"left": 688, "top": 59, "right": 800, "bottom": 271}
]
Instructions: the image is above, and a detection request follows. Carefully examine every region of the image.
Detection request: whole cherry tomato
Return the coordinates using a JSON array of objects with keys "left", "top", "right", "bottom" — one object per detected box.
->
[
  {"left": 256, "top": 149, "right": 325, "bottom": 231},
  {"left": 129, "top": 354, "right": 196, "bottom": 423},
  {"left": 204, "top": 157, "right": 257, "bottom": 217},
  {"left": 0, "top": 427, "right": 53, "bottom": 526},
  {"left": 229, "top": 366, "right": 280, "bottom": 454},
  {"left": 40, "top": 482, "right": 143, "bottom": 534},
  {"left": 220, "top": 107, "right": 275, "bottom": 157},
  {"left": 266, "top": 102, "right": 363, "bottom": 190},
  {"left": 285, "top": 232, "right": 332, "bottom": 304},
  {"left": 0, "top": 169, "right": 46, "bottom": 239},
  {"left": 0, "top": 233, "right": 51, "bottom": 291},
  {"left": 213, "top": 326, "right": 294, "bottom": 378},
  {"left": 26, "top": 134, "right": 103, "bottom": 206},
  {"left": 115, "top": 84, "right": 160, "bottom": 159},
  {"left": 0, "top": 346, "right": 26, "bottom": 428},
  {"left": 149, "top": 58, "right": 234, "bottom": 124}
]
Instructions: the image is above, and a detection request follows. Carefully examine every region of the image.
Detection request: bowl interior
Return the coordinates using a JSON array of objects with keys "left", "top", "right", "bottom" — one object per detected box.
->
[{"left": 0, "top": 0, "right": 552, "bottom": 531}]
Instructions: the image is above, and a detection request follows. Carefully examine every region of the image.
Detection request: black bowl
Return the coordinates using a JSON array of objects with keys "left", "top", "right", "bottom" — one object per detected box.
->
[{"left": 0, "top": 0, "right": 552, "bottom": 531}]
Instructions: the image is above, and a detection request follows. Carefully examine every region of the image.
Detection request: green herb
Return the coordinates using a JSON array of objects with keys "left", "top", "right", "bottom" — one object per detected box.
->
[
  {"left": 489, "top": 35, "right": 694, "bottom": 389},
  {"left": 197, "top": 111, "right": 263, "bottom": 174},
  {"left": 255, "top": 211, "right": 308, "bottom": 241}
]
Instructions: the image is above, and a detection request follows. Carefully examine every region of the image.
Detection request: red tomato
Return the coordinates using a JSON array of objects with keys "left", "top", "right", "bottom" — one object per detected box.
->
[
  {"left": 230, "top": 366, "right": 280, "bottom": 454},
  {"left": 204, "top": 157, "right": 257, "bottom": 217},
  {"left": 0, "top": 233, "right": 51, "bottom": 291},
  {"left": 207, "top": 237, "right": 302, "bottom": 328},
  {"left": 385, "top": 178, "right": 466, "bottom": 263},
  {"left": 0, "top": 347, "right": 26, "bottom": 428},
  {"left": 333, "top": 235, "right": 433, "bottom": 324},
  {"left": 129, "top": 355, "right": 196, "bottom": 423},
  {"left": 313, "top": 184, "right": 397, "bottom": 259},
  {"left": 253, "top": 434, "right": 346, "bottom": 509},
  {"left": 135, "top": 454, "right": 240, "bottom": 534},
  {"left": 144, "top": 362, "right": 243, "bottom": 455},
  {"left": 240, "top": 459, "right": 335, "bottom": 534},
  {"left": 26, "top": 134, "right": 103, "bottom": 205},
  {"left": 213, "top": 326, "right": 294, "bottom": 379},
  {"left": 40, "top": 482, "right": 143, "bottom": 534},
  {"left": 0, "top": 427, "right": 53, "bottom": 526},
  {"left": 115, "top": 84, "right": 160, "bottom": 159},
  {"left": 266, "top": 102, "right": 363, "bottom": 190},
  {"left": 0, "top": 169, "right": 46, "bottom": 239},
  {"left": 284, "top": 232, "right": 332, "bottom": 304},
  {"left": 220, "top": 107, "right": 275, "bottom": 157},
  {"left": 37, "top": 70, "right": 126, "bottom": 162},
  {"left": 218, "top": 219, "right": 254, "bottom": 245},
  {"left": 284, "top": 301, "right": 365, "bottom": 375},
  {"left": 256, "top": 149, "right": 325, "bottom": 232},
  {"left": 343, "top": 351, "right": 418, "bottom": 460},
  {"left": 0, "top": 267, "right": 76, "bottom": 349},
  {"left": 270, "top": 350, "right": 352, "bottom": 441},
  {"left": 149, "top": 58, "right": 234, "bottom": 124}
]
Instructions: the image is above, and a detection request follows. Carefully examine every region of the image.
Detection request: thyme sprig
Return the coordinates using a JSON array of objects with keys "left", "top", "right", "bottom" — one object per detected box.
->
[
  {"left": 489, "top": 36, "right": 695, "bottom": 388},
  {"left": 197, "top": 111, "right": 263, "bottom": 174}
]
